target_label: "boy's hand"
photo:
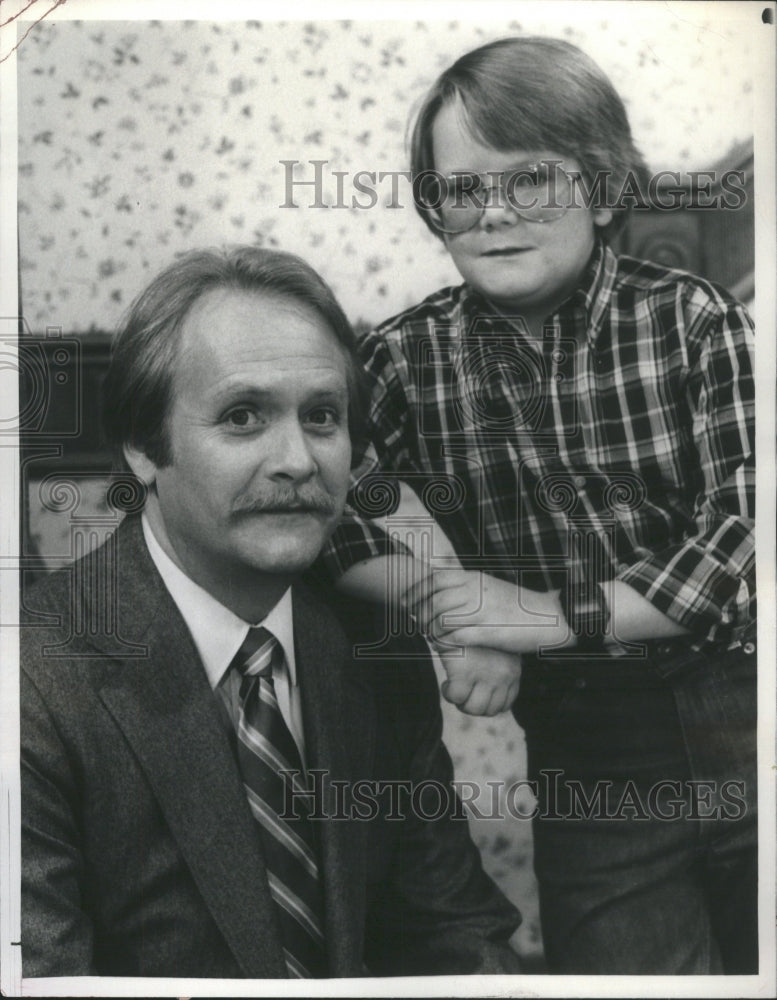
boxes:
[405,569,560,652]
[436,644,522,717]
[404,570,511,636]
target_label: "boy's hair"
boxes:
[409,36,649,241]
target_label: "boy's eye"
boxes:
[509,165,545,189]
[448,173,481,193]
[441,173,483,205]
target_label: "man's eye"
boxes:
[224,407,260,428]
[306,407,340,428]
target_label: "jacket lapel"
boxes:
[293,584,375,977]
[90,517,288,979]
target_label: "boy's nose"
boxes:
[478,183,521,228]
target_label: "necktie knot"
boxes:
[232,626,277,680]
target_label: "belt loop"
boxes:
[644,637,704,681]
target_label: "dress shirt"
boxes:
[141,514,306,762]
[322,238,755,650]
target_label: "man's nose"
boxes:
[264,419,317,481]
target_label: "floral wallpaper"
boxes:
[16,5,762,968]
[18,9,757,334]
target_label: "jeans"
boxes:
[513,635,758,974]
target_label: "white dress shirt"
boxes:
[141,514,307,763]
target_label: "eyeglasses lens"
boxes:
[419,164,572,233]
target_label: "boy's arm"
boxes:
[335,479,461,602]
[612,300,755,643]
[405,569,689,654]
[407,297,754,653]
[335,487,522,716]
[338,559,524,718]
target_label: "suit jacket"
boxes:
[21,515,521,979]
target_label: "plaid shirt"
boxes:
[323,239,755,650]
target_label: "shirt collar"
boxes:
[459,235,618,344]
[566,235,619,342]
[141,513,297,691]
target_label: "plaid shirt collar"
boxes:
[457,235,619,346]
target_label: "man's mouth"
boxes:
[253,505,324,515]
[233,489,339,517]
[235,499,338,517]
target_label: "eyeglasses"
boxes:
[415,161,578,235]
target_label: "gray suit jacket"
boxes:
[21,516,521,979]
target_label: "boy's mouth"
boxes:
[481,246,533,257]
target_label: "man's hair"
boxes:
[409,36,649,240]
[102,245,369,470]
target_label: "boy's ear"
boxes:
[593,207,613,229]
[123,443,158,487]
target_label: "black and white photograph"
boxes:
[1,0,774,996]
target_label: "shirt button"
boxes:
[657,643,673,656]
[574,677,587,690]
[743,641,756,655]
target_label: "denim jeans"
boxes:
[513,635,757,974]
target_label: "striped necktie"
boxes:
[232,626,327,978]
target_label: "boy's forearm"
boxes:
[336,559,692,651]
[497,580,690,653]
[602,581,691,644]
[429,575,691,654]
[335,554,427,606]
[502,580,690,651]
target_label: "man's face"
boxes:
[131,287,352,601]
[431,100,612,330]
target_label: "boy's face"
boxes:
[431,100,612,330]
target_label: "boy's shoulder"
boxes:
[609,250,749,317]
[358,248,751,360]
[363,283,470,346]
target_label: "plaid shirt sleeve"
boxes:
[321,331,416,578]
[615,295,755,641]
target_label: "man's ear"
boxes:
[123,443,158,487]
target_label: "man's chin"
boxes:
[239,533,330,577]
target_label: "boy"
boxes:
[323,37,755,974]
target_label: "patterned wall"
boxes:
[16,6,760,968]
[18,10,757,335]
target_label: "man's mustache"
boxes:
[232,487,339,516]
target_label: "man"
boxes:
[20,246,522,979]
[323,37,756,974]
